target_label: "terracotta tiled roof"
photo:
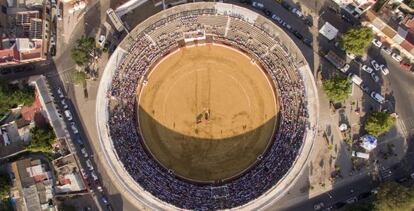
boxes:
[21,92,42,121]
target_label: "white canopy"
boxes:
[360,135,377,152]
[319,22,339,40]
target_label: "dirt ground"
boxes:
[137,44,279,182]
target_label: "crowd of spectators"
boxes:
[106,8,309,210]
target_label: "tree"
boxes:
[404,0,414,9]
[341,27,373,56]
[70,36,96,66]
[0,82,35,117]
[364,111,396,137]
[71,48,89,66]
[27,124,56,153]
[373,182,414,211]
[322,76,351,102]
[0,173,10,199]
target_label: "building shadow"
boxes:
[136,105,280,183]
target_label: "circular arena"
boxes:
[96,2,319,210]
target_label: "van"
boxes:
[370,91,385,104]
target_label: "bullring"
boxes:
[96,2,319,210]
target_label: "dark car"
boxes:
[263,9,271,17]
[281,2,291,10]
[292,30,303,40]
[304,18,313,27]
[239,0,251,4]
[303,38,313,47]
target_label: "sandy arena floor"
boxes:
[137,44,279,182]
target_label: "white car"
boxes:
[370,91,385,104]
[57,87,64,98]
[371,60,381,71]
[361,64,373,73]
[70,122,79,134]
[64,110,73,121]
[81,147,88,158]
[61,99,68,109]
[86,159,94,171]
[98,35,106,47]
[372,38,382,48]
[340,64,350,73]
[271,14,282,23]
[346,52,356,60]
[90,170,98,181]
[80,168,88,179]
[291,8,303,18]
[251,1,264,9]
[380,65,389,75]
[371,72,380,83]
[391,52,402,62]
[50,36,56,46]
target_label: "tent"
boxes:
[319,22,339,40]
[360,135,377,152]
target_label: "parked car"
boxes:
[304,18,313,27]
[61,99,68,109]
[263,9,271,17]
[400,61,412,71]
[97,185,103,192]
[361,64,373,73]
[341,14,356,25]
[282,22,292,30]
[271,14,282,23]
[76,137,84,145]
[291,8,303,18]
[372,38,382,48]
[314,202,324,210]
[64,110,73,121]
[50,36,56,46]
[81,147,88,158]
[101,196,109,204]
[346,196,358,204]
[90,170,98,181]
[380,65,389,75]
[251,1,264,9]
[57,8,62,20]
[57,87,64,98]
[70,122,79,134]
[292,30,303,40]
[391,52,403,62]
[281,1,291,10]
[86,159,94,171]
[360,83,369,93]
[303,38,313,47]
[98,35,106,47]
[371,72,380,83]
[371,60,380,71]
[370,91,385,104]
[80,168,88,179]
[381,46,392,54]
[341,63,350,73]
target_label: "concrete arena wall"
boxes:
[96,2,319,210]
